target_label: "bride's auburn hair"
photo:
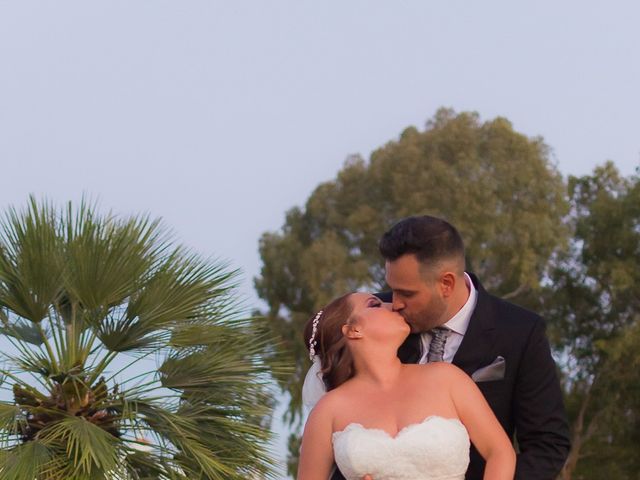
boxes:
[303,293,356,391]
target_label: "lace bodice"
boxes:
[332,416,470,480]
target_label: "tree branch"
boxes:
[502,283,529,300]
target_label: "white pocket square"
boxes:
[471,356,505,382]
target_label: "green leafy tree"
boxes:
[543,162,640,479]
[0,197,282,479]
[255,109,570,473]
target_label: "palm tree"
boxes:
[0,197,283,479]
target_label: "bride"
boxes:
[297,292,515,480]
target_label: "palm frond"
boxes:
[40,415,120,476]
[0,440,52,480]
[0,318,45,346]
[62,210,164,312]
[0,197,63,323]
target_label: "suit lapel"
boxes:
[452,273,498,376]
[398,333,422,364]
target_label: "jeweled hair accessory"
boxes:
[308,310,323,360]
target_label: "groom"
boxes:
[324,215,570,480]
[380,216,569,479]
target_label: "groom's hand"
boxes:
[362,476,373,480]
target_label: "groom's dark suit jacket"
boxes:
[331,273,570,480]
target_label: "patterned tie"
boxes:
[427,327,450,363]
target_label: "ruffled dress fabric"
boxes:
[332,416,470,480]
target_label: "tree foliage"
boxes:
[256,108,570,424]
[0,197,284,479]
[258,108,640,477]
[543,162,640,479]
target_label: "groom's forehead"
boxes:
[385,255,424,284]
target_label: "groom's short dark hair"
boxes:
[379,215,465,268]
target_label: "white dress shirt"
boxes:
[418,272,477,364]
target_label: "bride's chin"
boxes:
[396,327,410,345]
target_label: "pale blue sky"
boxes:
[1,1,639,477]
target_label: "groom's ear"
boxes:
[439,271,456,297]
[342,324,363,339]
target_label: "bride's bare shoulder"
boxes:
[411,362,468,383]
[305,385,354,431]
[309,384,351,416]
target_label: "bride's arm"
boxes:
[448,366,516,480]
[297,399,335,480]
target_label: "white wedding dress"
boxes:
[332,416,470,480]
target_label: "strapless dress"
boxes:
[332,416,470,480]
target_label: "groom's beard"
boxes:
[401,295,448,334]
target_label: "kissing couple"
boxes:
[297,216,571,480]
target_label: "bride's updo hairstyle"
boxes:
[303,293,356,391]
